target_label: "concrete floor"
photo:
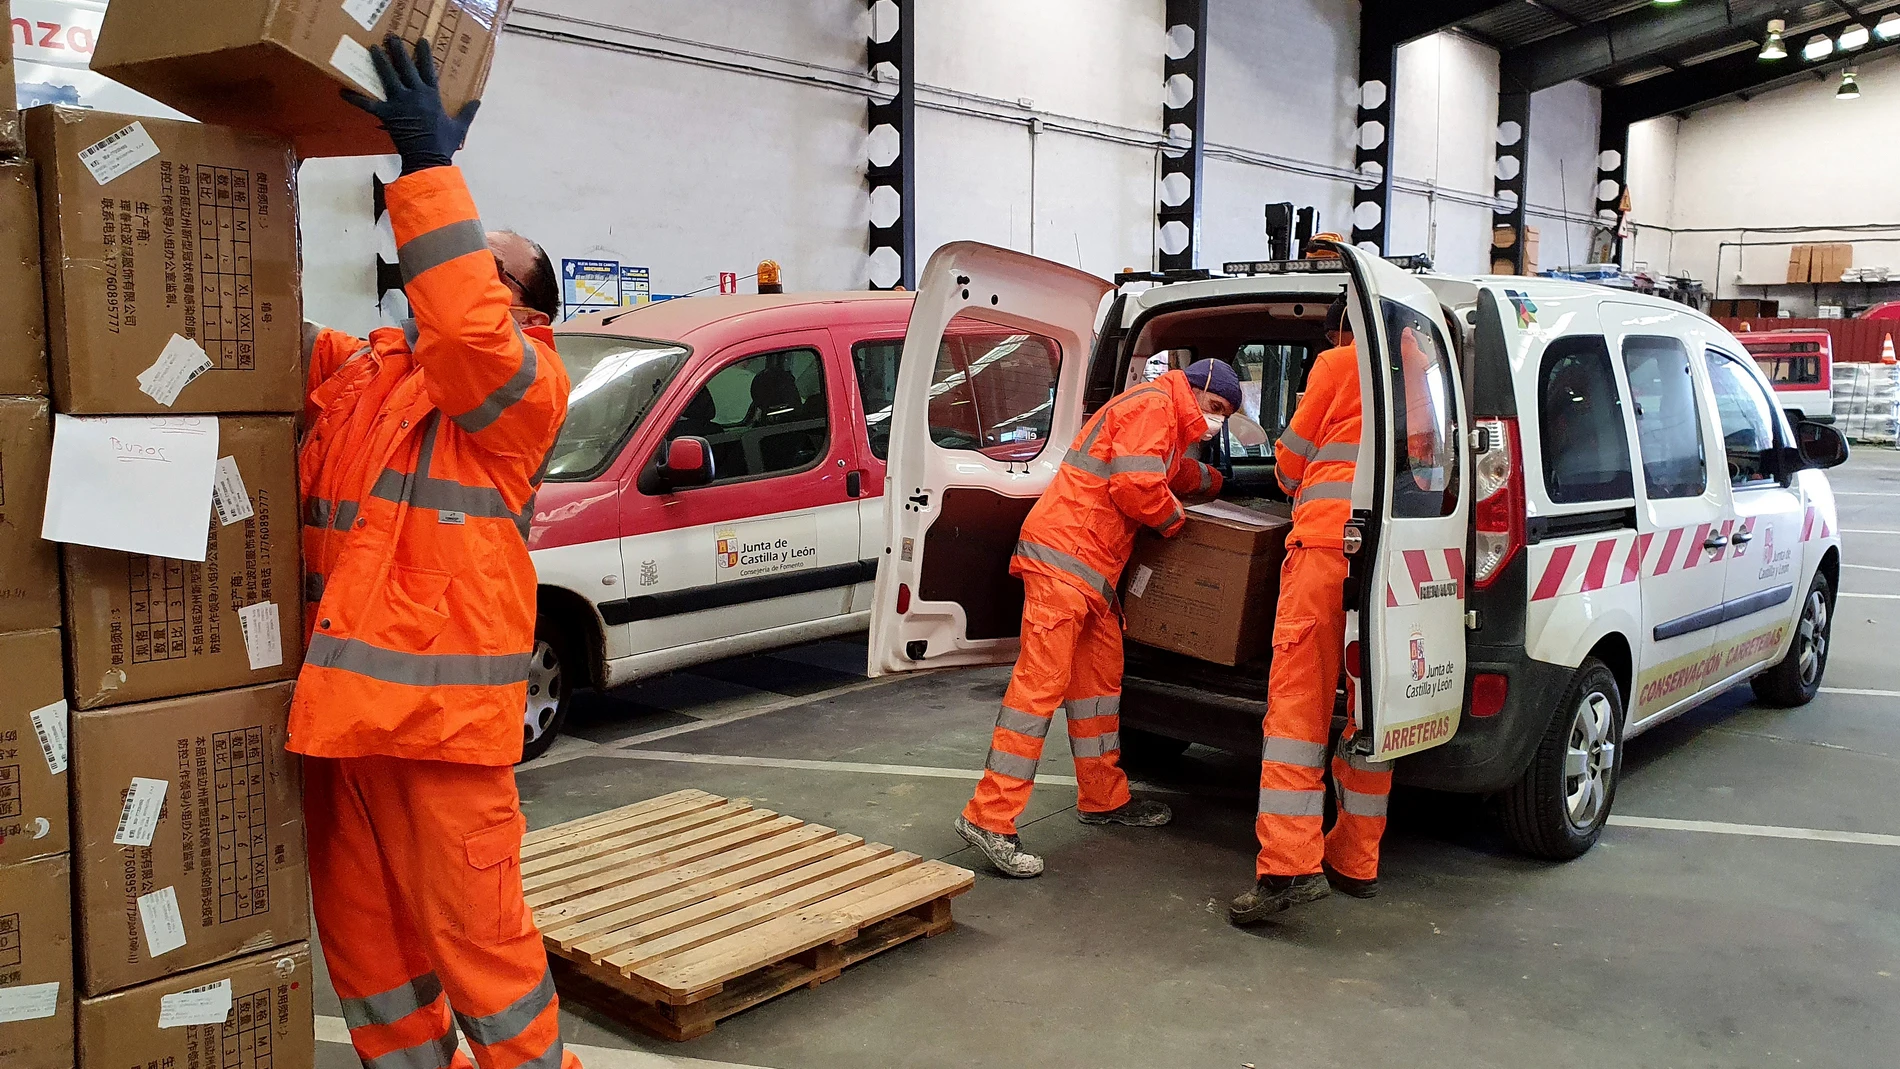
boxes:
[315,449,1900,1069]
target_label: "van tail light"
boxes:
[1470,673,1509,718]
[1472,418,1525,590]
[896,583,911,615]
[1344,641,1362,679]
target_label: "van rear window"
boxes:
[1538,337,1633,504]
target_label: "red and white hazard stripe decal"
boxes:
[1530,511,1809,603]
[1385,547,1467,607]
[1801,505,1831,542]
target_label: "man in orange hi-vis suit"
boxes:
[1230,297,1392,925]
[294,37,580,1069]
[955,360,1240,877]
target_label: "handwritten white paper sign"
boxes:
[42,415,220,561]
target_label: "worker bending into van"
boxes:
[955,361,1241,877]
[1230,298,1392,924]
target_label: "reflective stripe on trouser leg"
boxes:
[963,577,1088,836]
[1256,546,1352,878]
[1066,600,1131,815]
[1325,747,1393,882]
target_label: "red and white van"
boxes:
[1738,329,1833,424]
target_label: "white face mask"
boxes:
[1202,412,1226,441]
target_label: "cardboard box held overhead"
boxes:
[0,162,47,396]
[71,682,307,995]
[62,417,302,710]
[24,106,302,415]
[0,853,77,1069]
[78,942,313,1069]
[92,0,511,158]
[1121,500,1291,667]
[0,398,59,635]
[0,630,69,866]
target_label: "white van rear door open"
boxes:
[867,242,1113,676]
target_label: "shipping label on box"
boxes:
[72,683,307,995]
[0,630,69,866]
[61,417,302,710]
[23,106,301,415]
[79,942,313,1069]
[0,853,77,1069]
[0,398,60,634]
[0,162,48,395]
[92,0,512,158]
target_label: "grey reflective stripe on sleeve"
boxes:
[456,968,555,1048]
[1314,442,1361,463]
[985,749,1039,781]
[995,705,1052,739]
[305,497,334,528]
[305,573,326,604]
[1014,540,1117,606]
[1262,736,1327,768]
[1257,787,1327,817]
[341,972,444,1030]
[333,499,361,531]
[1070,731,1120,758]
[399,218,487,285]
[367,413,531,535]
[1339,787,1389,817]
[453,325,539,435]
[1196,463,1213,493]
[1295,482,1354,507]
[306,633,532,688]
[1278,428,1319,460]
[402,318,421,349]
[1151,505,1185,533]
[1066,695,1121,722]
[1063,448,1110,478]
[361,1027,460,1069]
[1107,454,1168,475]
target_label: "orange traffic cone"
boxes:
[1883,334,1897,365]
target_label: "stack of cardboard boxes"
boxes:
[0,68,314,1069]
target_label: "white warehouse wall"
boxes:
[1525,79,1604,272]
[1390,32,1500,274]
[1623,115,1680,274]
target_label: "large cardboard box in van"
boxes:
[0,162,47,395]
[61,417,301,710]
[23,107,301,415]
[0,2,19,158]
[0,630,69,866]
[0,853,76,1069]
[0,398,60,634]
[77,942,312,1069]
[1121,500,1291,667]
[71,682,307,996]
[92,0,510,158]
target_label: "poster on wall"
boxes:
[561,259,620,320]
[620,266,651,306]
[11,0,188,117]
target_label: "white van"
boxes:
[867,241,1850,860]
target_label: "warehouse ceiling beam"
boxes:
[1602,9,1900,123]
[1363,0,1517,47]
[1502,0,1784,92]
[1158,0,1208,272]
[866,0,915,291]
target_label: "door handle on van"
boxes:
[1703,532,1730,551]
[847,471,863,498]
[1729,528,1753,546]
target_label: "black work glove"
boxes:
[340,35,482,176]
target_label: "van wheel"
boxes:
[1119,728,1190,768]
[1499,658,1624,861]
[521,618,575,763]
[1752,570,1833,708]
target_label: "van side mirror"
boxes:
[1794,420,1850,471]
[655,436,715,490]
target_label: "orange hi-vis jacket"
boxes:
[1276,343,1362,550]
[291,166,570,767]
[1012,369,1223,605]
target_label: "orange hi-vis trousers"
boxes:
[1255,546,1393,880]
[307,756,581,1069]
[964,576,1133,836]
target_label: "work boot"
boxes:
[1076,799,1173,827]
[954,815,1044,878]
[1322,861,1379,899]
[1228,873,1330,925]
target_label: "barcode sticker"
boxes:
[1128,564,1154,599]
[342,0,396,31]
[114,776,169,847]
[212,457,255,526]
[77,121,161,185]
[330,35,388,100]
[137,886,187,958]
[0,982,61,1024]
[236,601,284,671]
[27,700,68,775]
[137,334,214,407]
[158,979,233,1028]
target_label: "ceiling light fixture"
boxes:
[1838,67,1861,100]
[1878,13,1900,41]
[1760,18,1787,60]
[1803,34,1835,61]
[1839,23,1871,51]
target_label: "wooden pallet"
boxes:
[525,789,975,1041]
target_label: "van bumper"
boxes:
[1393,650,1575,795]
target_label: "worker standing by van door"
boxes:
[294,38,582,1069]
[955,360,1241,877]
[1231,298,1393,925]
